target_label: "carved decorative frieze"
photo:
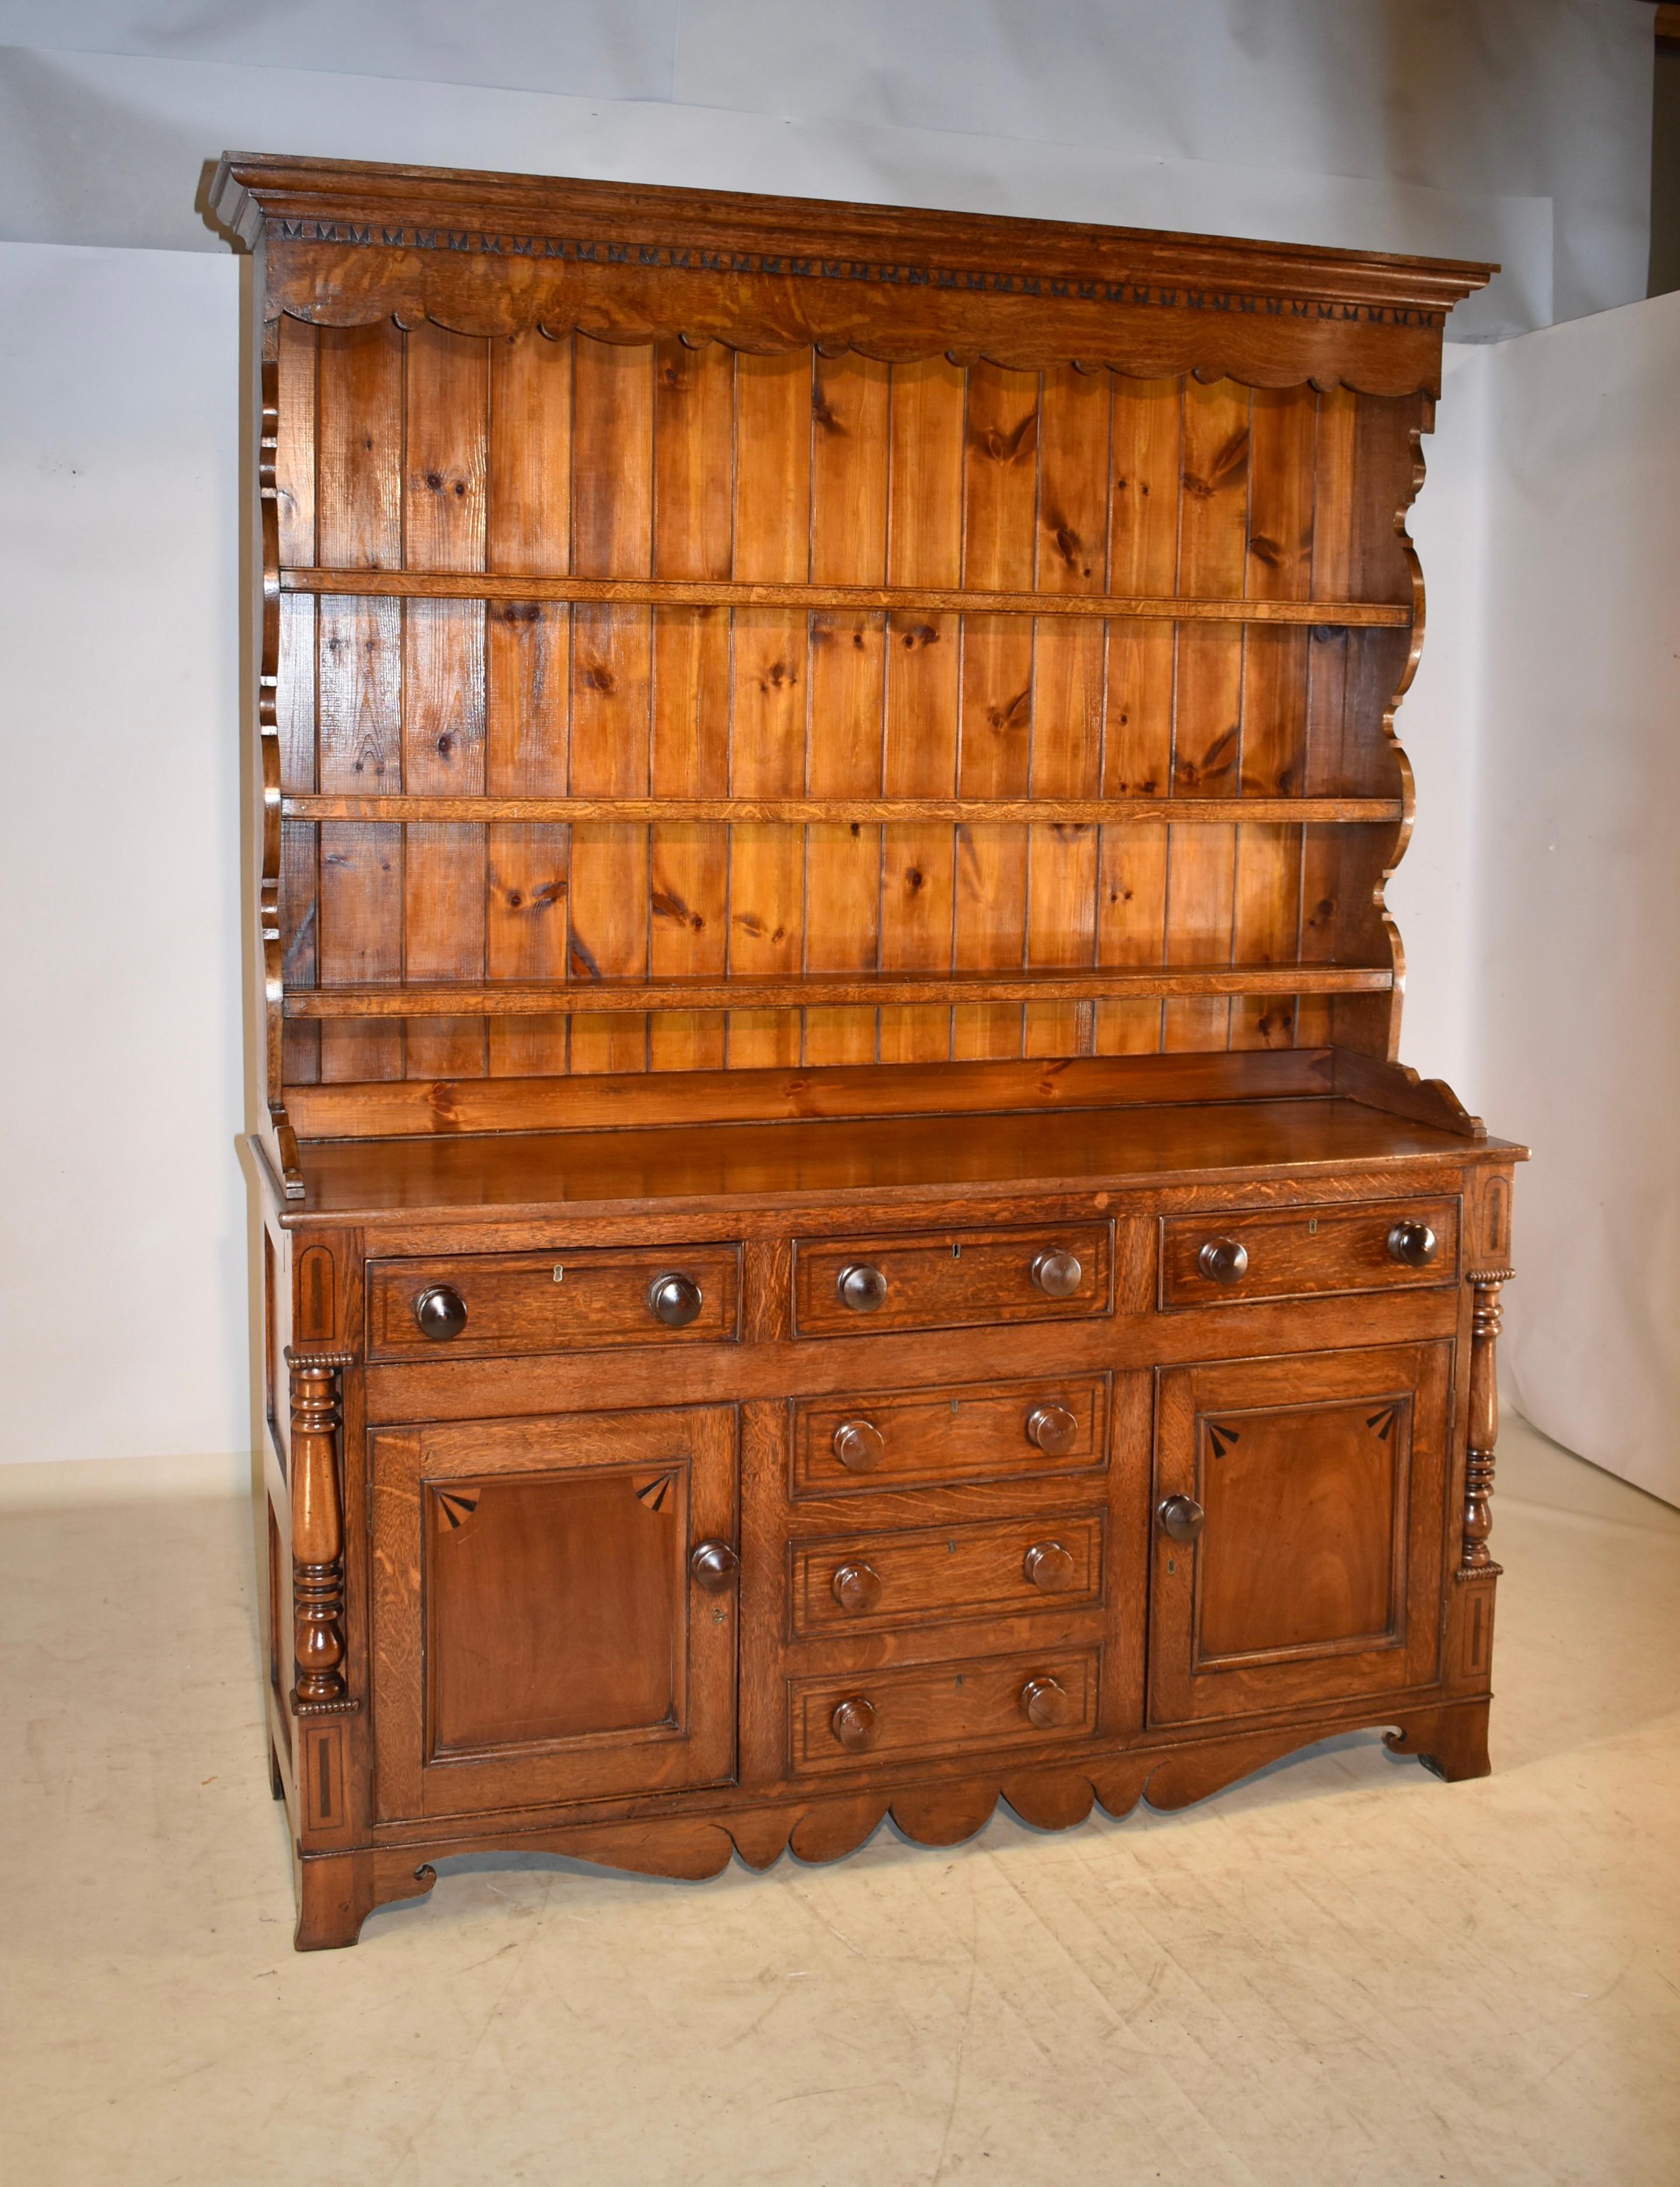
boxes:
[261,216,1446,330]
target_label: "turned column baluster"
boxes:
[286,1351,357,1714]
[1458,1268,1514,1581]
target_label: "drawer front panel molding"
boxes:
[789,1512,1105,1638]
[368,1246,743,1358]
[789,1649,1101,1775]
[789,1372,1112,1497]
[1159,1198,1460,1308]
[792,1223,1114,1337]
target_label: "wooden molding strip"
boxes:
[282,794,1405,828]
[286,1049,1338,1141]
[277,566,1411,629]
[284,966,1393,1019]
[213,155,1498,317]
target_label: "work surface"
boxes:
[288,1096,1521,1223]
[3,1420,1673,2185]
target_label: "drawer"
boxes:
[367,1244,742,1360]
[791,1373,1110,1498]
[789,1649,1098,1775]
[792,1221,1111,1338]
[1159,1197,1459,1309]
[789,1513,1103,1638]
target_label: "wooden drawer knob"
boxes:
[646,1271,704,1327]
[413,1284,468,1340]
[832,1419,885,1472]
[1157,1494,1206,1545]
[837,1263,889,1314]
[1197,1237,1249,1284]
[1026,1402,1077,1456]
[1387,1219,1439,1268]
[689,1541,740,1591]
[1020,1675,1076,1729]
[1023,1541,1076,1593]
[831,1562,884,1614]
[1031,1247,1083,1299]
[831,1697,877,1753]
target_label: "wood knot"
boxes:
[1048,520,1088,575]
[986,687,1032,735]
[971,412,1038,465]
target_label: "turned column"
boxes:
[1459,1268,1514,1581]
[286,1351,357,1715]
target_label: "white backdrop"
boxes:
[0,3,1667,1484]
[0,0,1658,337]
[1452,294,1680,1507]
[0,242,245,1465]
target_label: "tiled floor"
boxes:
[4,1416,1677,2185]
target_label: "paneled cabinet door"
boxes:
[1148,1344,1450,1727]
[370,1407,738,1822]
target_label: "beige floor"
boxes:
[4,1418,1677,2187]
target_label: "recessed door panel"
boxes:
[371,1406,737,1821]
[1148,1344,1449,1727]
[1196,1398,1403,1661]
[428,1469,686,1755]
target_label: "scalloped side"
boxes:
[1333,1049,1487,1137]
[1345,394,1432,1063]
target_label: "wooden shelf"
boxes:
[277,566,1412,630]
[280,794,1404,827]
[284,966,1393,1020]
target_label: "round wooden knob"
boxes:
[831,1562,883,1614]
[413,1284,468,1341]
[832,1419,885,1472]
[1387,1219,1439,1268]
[830,1697,877,1753]
[689,1540,740,1590]
[1197,1237,1250,1284]
[1157,1494,1206,1545]
[837,1263,889,1313]
[1031,1247,1083,1299]
[1023,1541,1076,1593]
[1020,1675,1076,1729]
[646,1272,703,1327]
[1026,1402,1077,1456]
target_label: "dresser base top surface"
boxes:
[275,1097,1522,1227]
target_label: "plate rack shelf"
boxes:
[233,157,1493,1195]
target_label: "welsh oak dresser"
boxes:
[210,155,1524,1950]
